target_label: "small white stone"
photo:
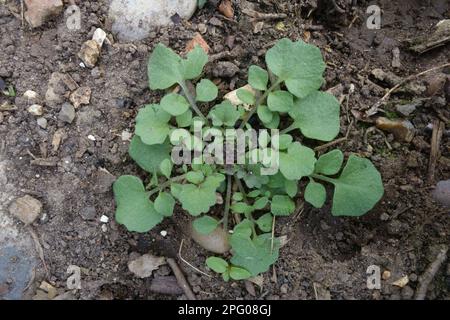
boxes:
[100,215,109,223]
[79,62,86,68]
[101,224,107,232]
[121,130,132,141]
[23,90,39,100]
[87,134,96,141]
[35,174,40,178]
[160,230,167,237]
[92,28,107,47]
[27,104,44,116]
[37,117,47,129]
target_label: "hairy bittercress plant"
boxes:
[113,38,384,280]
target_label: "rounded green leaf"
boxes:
[135,104,171,145]
[181,45,208,80]
[113,175,163,232]
[128,136,171,173]
[222,270,230,281]
[253,197,269,210]
[272,134,293,150]
[257,105,273,123]
[178,174,225,216]
[315,149,344,175]
[329,155,384,216]
[186,171,205,184]
[289,91,340,142]
[229,267,252,280]
[267,90,293,112]
[304,180,326,208]
[271,195,295,216]
[265,38,325,99]
[148,44,183,90]
[264,112,280,129]
[279,142,316,180]
[196,79,218,102]
[176,109,193,127]
[209,101,241,127]
[284,179,298,197]
[193,215,219,235]
[248,65,269,91]
[230,233,279,276]
[237,88,256,105]
[231,202,253,214]
[154,192,175,217]
[206,257,229,273]
[161,93,189,116]
[256,213,273,232]
[159,159,172,179]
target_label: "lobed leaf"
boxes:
[279,142,316,180]
[135,104,171,145]
[113,176,163,233]
[328,155,384,216]
[265,38,325,99]
[128,136,171,174]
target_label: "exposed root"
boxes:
[415,245,448,300]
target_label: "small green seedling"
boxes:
[113,38,384,280]
[1,85,16,97]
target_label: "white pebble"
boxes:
[100,215,109,223]
[87,134,96,141]
[27,104,44,116]
[121,130,132,141]
[101,224,107,232]
[160,230,167,237]
[92,28,107,47]
[79,62,86,68]
[23,90,38,100]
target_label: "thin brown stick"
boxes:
[242,9,287,20]
[374,63,450,111]
[427,120,444,184]
[167,257,197,300]
[415,245,448,300]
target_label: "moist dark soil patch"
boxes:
[0,0,448,300]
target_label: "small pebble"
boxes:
[37,117,47,129]
[100,215,109,223]
[27,104,44,116]
[87,134,96,141]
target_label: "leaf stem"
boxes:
[148,173,187,197]
[310,173,335,184]
[222,174,232,232]
[280,122,297,135]
[180,81,207,122]
[239,80,282,129]
[234,176,257,238]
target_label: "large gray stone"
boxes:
[108,0,197,42]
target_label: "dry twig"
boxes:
[167,257,197,300]
[369,63,450,115]
[415,245,448,300]
[427,120,444,184]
